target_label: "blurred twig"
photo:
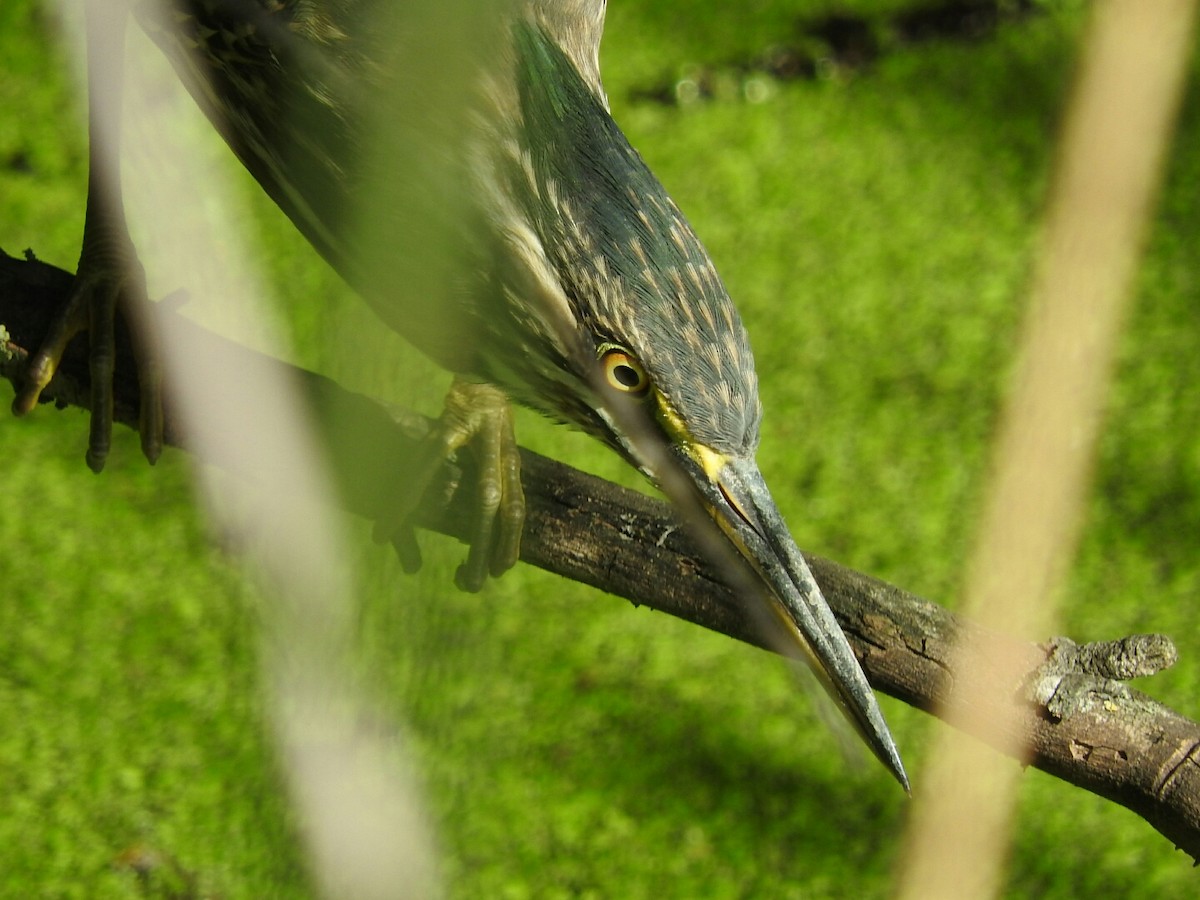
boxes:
[3,246,1200,859]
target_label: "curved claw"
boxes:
[11,278,92,419]
[132,292,164,466]
[84,269,119,473]
[454,388,524,590]
[374,378,525,591]
[11,255,164,473]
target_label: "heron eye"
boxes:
[601,349,651,397]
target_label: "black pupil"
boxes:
[613,363,641,389]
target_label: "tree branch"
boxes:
[3,246,1199,858]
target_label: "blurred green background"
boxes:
[2,0,1199,896]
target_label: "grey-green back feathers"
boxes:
[138,0,763,458]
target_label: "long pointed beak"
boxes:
[690,452,908,791]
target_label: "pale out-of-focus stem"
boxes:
[896,3,1197,898]
[59,1,452,895]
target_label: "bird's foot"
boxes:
[10,236,163,472]
[374,378,525,592]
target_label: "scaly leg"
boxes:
[11,0,163,471]
[375,378,525,592]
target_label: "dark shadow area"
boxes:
[629,0,1040,106]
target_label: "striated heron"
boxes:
[13,0,907,789]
